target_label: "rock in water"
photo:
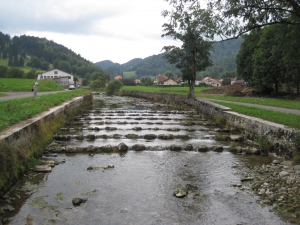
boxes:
[173,187,188,198]
[72,198,88,206]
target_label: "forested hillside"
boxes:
[0,31,105,79]
[96,38,242,79]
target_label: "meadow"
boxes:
[0,88,90,132]
[0,78,65,92]
[0,78,89,132]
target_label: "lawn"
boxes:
[197,93,300,110]
[0,89,90,132]
[212,101,300,129]
[122,85,210,95]
[123,71,137,79]
[0,78,64,92]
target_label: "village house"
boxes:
[154,74,168,85]
[231,77,245,85]
[37,69,74,87]
[163,78,178,85]
[195,78,202,85]
[114,75,123,80]
[134,78,141,84]
[212,79,223,87]
[201,77,216,86]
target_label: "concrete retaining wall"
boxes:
[0,94,93,196]
[122,91,299,158]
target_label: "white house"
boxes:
[37,69,74,86]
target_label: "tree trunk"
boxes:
[190,81,195,98]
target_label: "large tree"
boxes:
[162,5,214,98]
[164,0,300,39]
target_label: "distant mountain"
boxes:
[120,58,143,71]
[95,37,243,79]
[94,60,120,70]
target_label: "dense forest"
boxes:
[96,38,242,80]
[236,24,300,95]
[0,31,106,84]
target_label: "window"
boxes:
[54,71,58,74]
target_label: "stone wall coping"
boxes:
[0,96,83,140]
[196,98,231,111]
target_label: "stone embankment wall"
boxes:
[0,94,93,196]
[122,91,299,158]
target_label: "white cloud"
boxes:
[0,0,174,64]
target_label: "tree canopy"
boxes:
[162,5,213,98]
[164,0,300,39]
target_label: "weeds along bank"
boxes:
[0,94,93,196]
[122,90,300,159]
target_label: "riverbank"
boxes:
[122,90,300,159]
[0,94,93,196]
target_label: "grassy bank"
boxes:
[212,101,300,129]
[197,93,300,110]
[122,86,210,95]
[122,86,300,129]
[0,78,64,92]
[0,89,90,132]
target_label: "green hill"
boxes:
[0,31,105,79]
[96,38,242,79]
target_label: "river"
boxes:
[0,95,292,225]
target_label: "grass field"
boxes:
[0,78,64,92]
[212,101,300,129]
[123,71,137,79]
[122,85,210,95]
[0,58,45,73]
[0,89,90,131]
[197,93,300,110]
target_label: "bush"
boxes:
[106,80,123,96]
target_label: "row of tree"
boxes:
[237,24,300,94]
[0,66,37,79]
[161,0,300,97]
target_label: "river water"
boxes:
[1,95,292,225]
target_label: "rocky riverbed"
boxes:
[233,156,300,224]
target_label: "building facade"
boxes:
[37,69,74,86]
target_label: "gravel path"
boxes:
[0,91,68,101]
[199,98,300,115]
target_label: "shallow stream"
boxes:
[1,95,293,225]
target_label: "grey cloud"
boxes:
[0,1,117,36]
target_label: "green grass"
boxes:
[0,89,90,132]
[196,93,300,110]
[122,85,210,95]
[0,58,46,73]
[123,71,137,79]
[122,85,300,129]
[0,78,64,92]
[209,101,300,129]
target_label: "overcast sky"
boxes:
[0,0,177,64]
